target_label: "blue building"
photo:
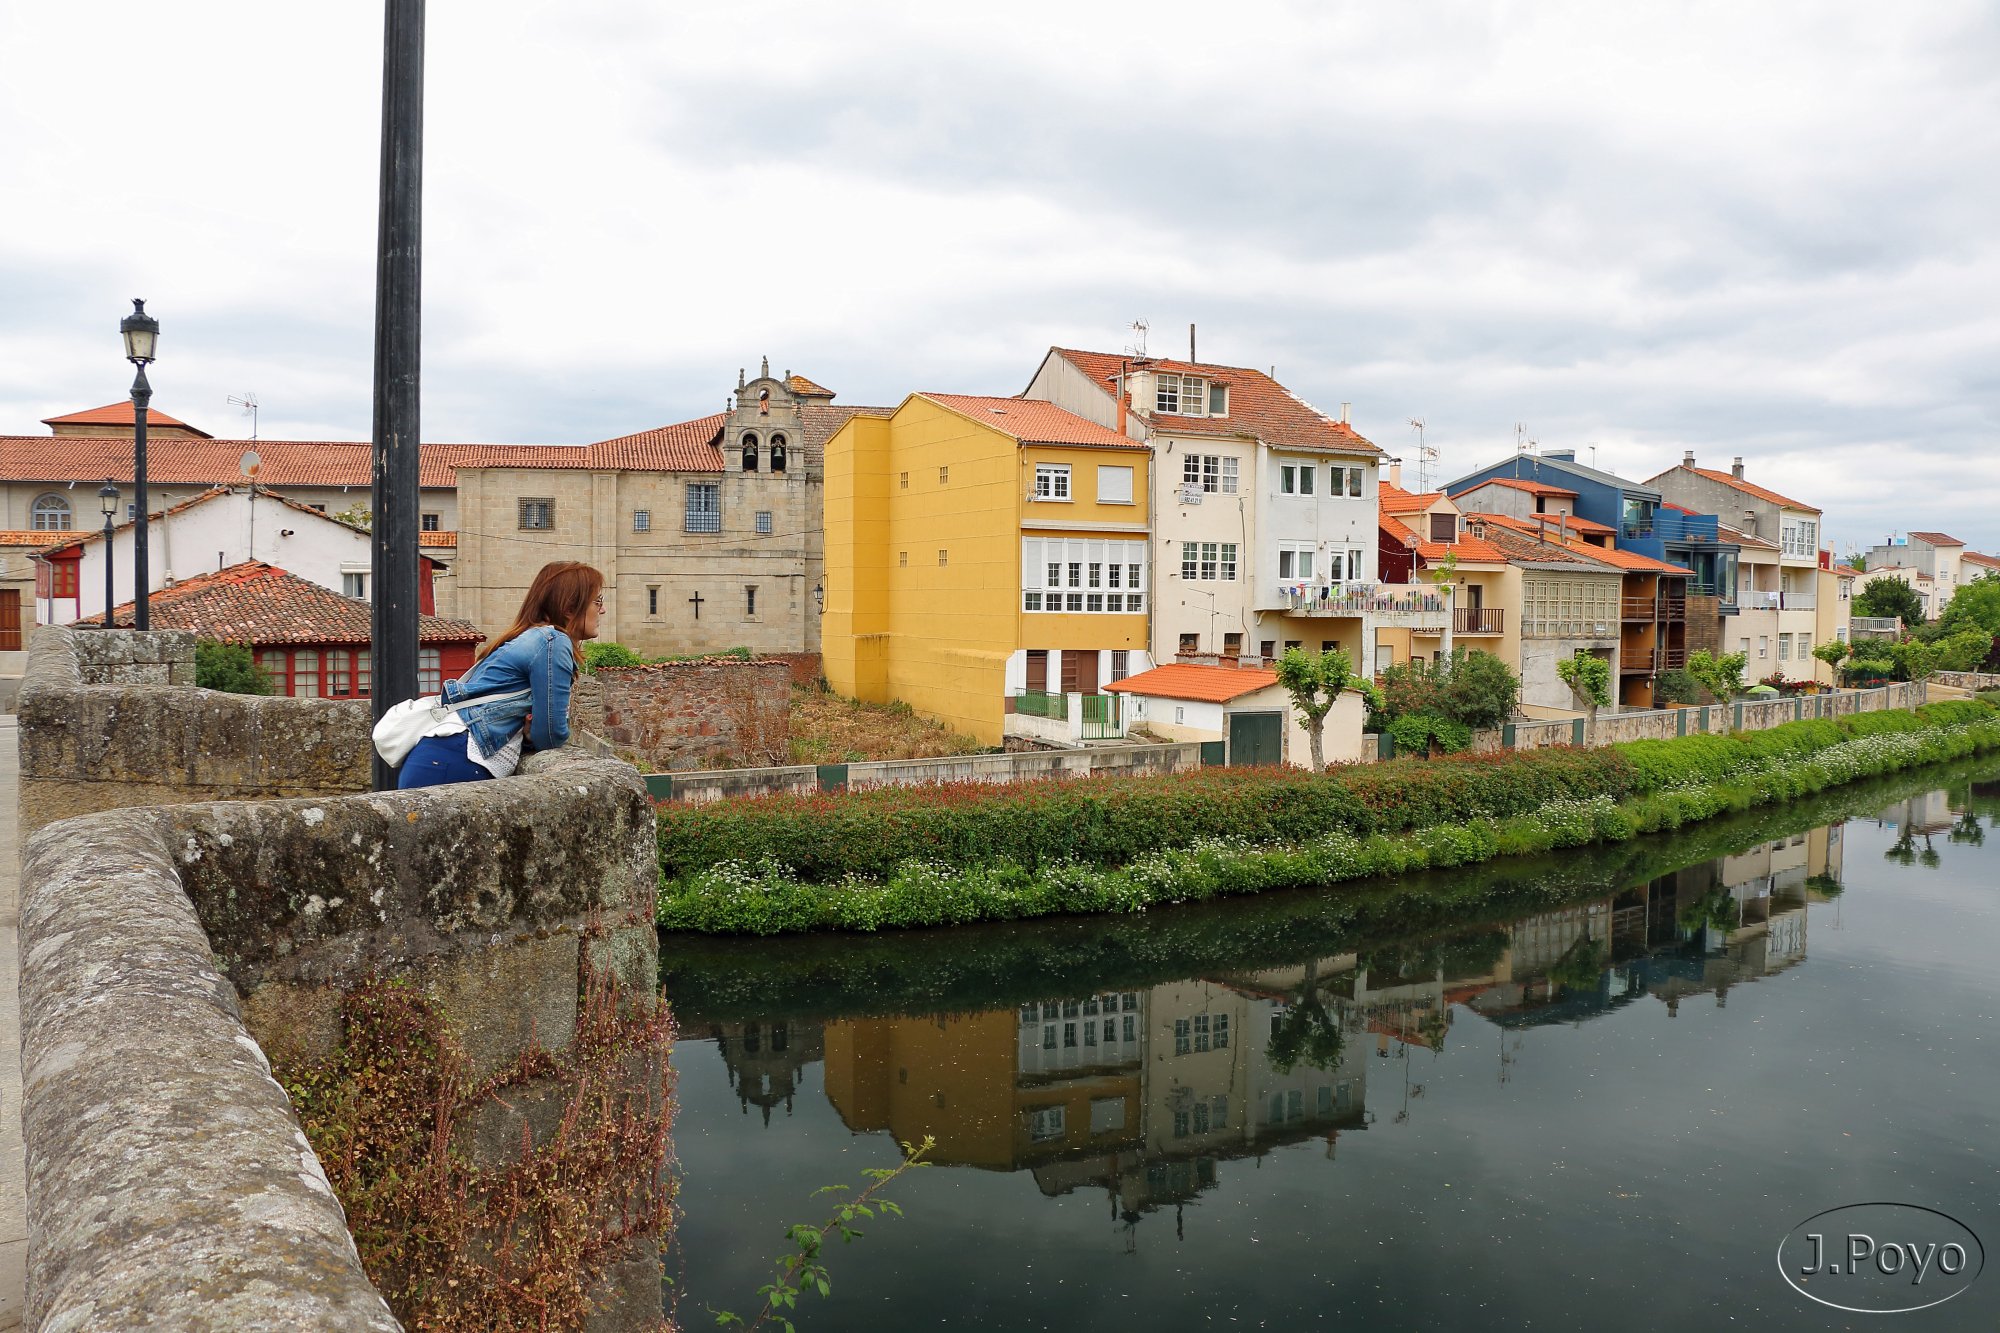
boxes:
[1444,450,1739,614]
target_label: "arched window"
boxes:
[740,433,759,472]
[31,493,72,531]
[769,434,788,473]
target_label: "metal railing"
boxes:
[1741,589,1816,611]
[1454,607,1505,634]
[1277,584,1447,618]
[1851,616,1902,638]
[1080,693,1123,740]
[1014,689,1067,720]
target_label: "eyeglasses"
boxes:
[592,595,605,611]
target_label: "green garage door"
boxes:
[1227,711,1284,766]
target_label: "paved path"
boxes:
[1,715,25,1327]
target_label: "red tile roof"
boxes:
[1380,513,1421,548]
[1046,349,1383,456]
[571,414,727,471]
[0,530,65,547]
[1379,483,1444,515]
[1107,663,1279,702]
[1961,551,2000,571]
[0,434,583,488]
[1904,531,1965,547]
[1671,465,1820,515]
[785,374,835,398]
[43,402,211,436]
[920,394,1147,450]
[84,560,484,645]
[420,531,457,549]
[1417,534,1510,564]
[1831,565,1861,578]
[1460,476,1580,499]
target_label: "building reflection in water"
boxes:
[689,808,1916,1234]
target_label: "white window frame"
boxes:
[1021,537,1148,613]
[1280,463,1316,496]
[1035,463,1072,500]
[1278,545,1315,581]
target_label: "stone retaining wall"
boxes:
[14,627,665,1330]
[590,659,792,772]
[660,740,1203,802]
[1470,682,1928,752]
[16,626,371,835]
[1934,671,2000,692]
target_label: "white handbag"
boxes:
[372,687,531,766]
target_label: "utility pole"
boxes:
[371,0,425,790]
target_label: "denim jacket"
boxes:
[440,625,576,757]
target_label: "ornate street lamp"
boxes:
[99,479,118,625]
[119,298,159,630]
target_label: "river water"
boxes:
[662,760,2000,1331]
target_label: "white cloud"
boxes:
[1,0,1995,547]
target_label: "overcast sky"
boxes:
[4,2,1996,554]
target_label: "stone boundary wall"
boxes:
[1469,682,1928,753]
[15,626,664,1329]
[590,659,792,772]
[659,741,1203,803]
[1934,671,2000,692]
[16,625,372,835]
[18,747,660,1330]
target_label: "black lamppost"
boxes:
[98,480,118,625]
[119,298,159,631]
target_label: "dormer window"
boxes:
[769,434,787,473]
[741,433,759,471]
[1155,374,1226,417]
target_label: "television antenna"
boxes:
[1125,320,1150,358]
[228,392,260,439]
[1409,418,1440,491]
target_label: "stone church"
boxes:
[449,361,887,662]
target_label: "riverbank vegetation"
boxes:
[656,699,2000,936]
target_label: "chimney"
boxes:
[1388,461,1403,487]
[1340,402,1351,424]
[1682,450,1695,467]
[1116,361,1129,436]
[1731,457,1744,480]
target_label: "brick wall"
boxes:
[591,658,792,771]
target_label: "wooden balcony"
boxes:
[1620,596,1656,621]
[1454,607,1505,635]
[1620,647,1690,673]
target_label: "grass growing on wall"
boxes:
[656,700,2000,937]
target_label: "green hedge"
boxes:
[660,704,2000,932]
[657,744,1638,884]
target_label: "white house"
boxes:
[33,485,441,626]
[1107,661,1366,768]
[1023,348,1446,675]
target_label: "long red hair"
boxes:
[476,561,603,663]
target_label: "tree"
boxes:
[1685,649,1748,703]
[195,639,275,695]
[1810,639,1851,673]
[1555,652,1611,723]
[1274,646,1355,771]
[1441,647,1519,729]
[1931,628,1995,673]
[1854,575,1925,626]
[330,502,373,530]
[1266,958,1347,1074]
[1938,574,2000,639]
[1882,637,1939,683]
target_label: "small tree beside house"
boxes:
[1556,652,1612,725]
[1274,646,1356,772]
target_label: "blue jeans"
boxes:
[396,734,495,789]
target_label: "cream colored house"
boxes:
[1107,660,1366,767]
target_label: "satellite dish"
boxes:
[240,450,262,480]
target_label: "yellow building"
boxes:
[823,393,1153,744]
